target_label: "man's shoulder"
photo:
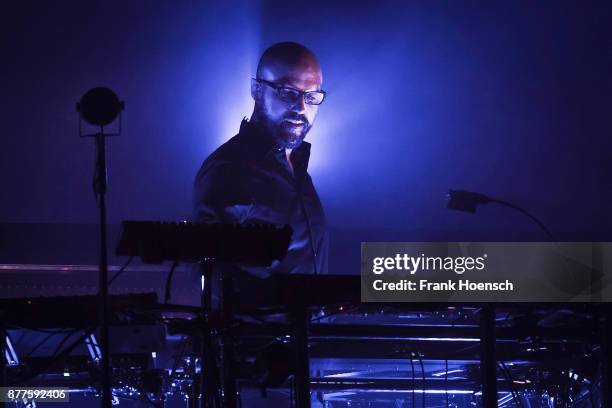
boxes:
[205,134,248,164]
[195,134,247,179]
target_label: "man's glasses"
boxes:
[255,78,326,105]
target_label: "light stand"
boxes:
[77,88,124,408]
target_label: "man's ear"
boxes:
[251,78,261,101]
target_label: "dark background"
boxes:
[1,1,611,273]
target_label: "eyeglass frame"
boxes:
[253,78,326,105]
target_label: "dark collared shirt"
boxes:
[193,119,328,278]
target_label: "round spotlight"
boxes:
[77,87,124,126]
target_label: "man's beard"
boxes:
[258,111,311,149]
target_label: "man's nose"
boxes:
[290,94,307,113]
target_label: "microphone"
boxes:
[446,189,555,241]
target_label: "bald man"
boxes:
[193,42,328,277]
